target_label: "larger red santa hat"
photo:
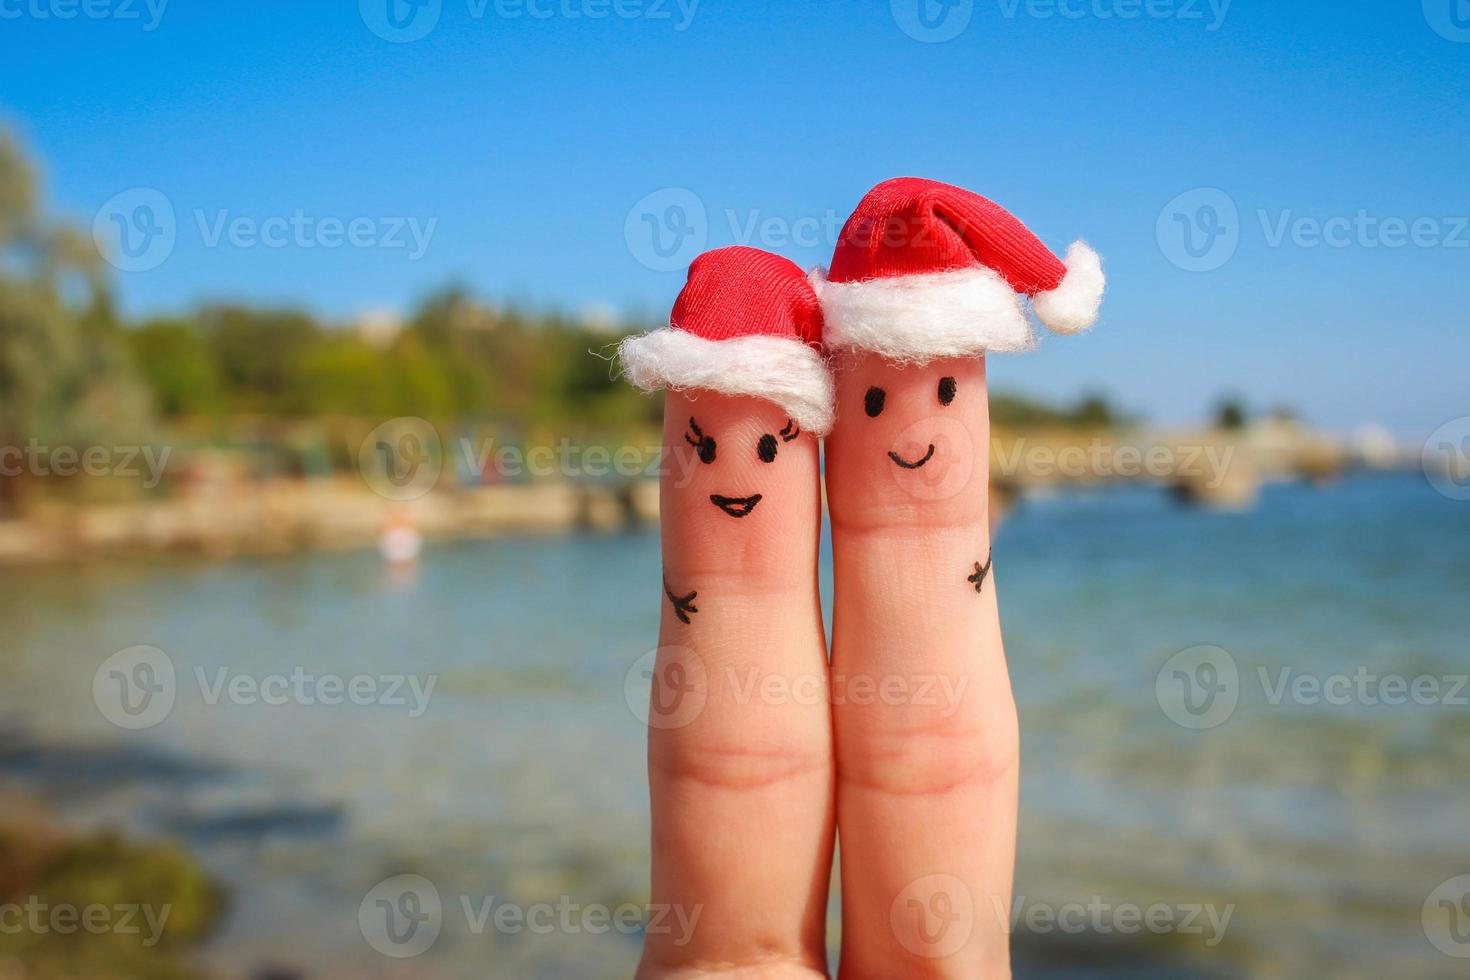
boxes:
[812,177,1105,359]
[619,245,835,434]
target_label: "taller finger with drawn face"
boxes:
[815,177,1105,978]
[618,246,837,976]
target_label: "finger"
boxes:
[825,352,1018,977]
[639,389,834,979]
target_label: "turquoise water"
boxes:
[0,474,1466,978]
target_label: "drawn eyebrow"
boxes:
[684,416,703,448]
[779,419,799,442]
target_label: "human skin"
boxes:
[639,355,1019,978]
[825,351,1019,978]
[638,388,835,979]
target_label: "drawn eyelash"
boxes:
[779,419,799,442]
[685,417,716,464]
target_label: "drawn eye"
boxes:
[685,417,716,464]
[864,387,886,418]
[938,376,957,406]
[757,434,777,463]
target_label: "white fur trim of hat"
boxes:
[618,330,835,435]
[811,240,1104,363]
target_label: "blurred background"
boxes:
[1,1,1468,977]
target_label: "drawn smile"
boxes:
[888,444,936,469]
[710,493,763,518]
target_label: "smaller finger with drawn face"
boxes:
[617,246,837,974]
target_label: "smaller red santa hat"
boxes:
[812,177,1105,360]
[619,246,835,434]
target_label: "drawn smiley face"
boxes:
[864,374,960,471]
[684,415,801,518]
[826,353,986,522]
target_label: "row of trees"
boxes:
[125,294,658,434]
[0,128,1136,511]
[124,299,1122,434]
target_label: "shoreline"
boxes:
[0,424,1389,567]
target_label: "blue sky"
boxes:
[1,0,1466,436]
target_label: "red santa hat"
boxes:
[619,246,835,434]
[812,177,1105,360]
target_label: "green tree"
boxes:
[0,131,152,512]
[126,318,222,417]
[198,305,321,413]
[292,340,397,418]
[1215,397,1247,430]
[1070,393,1117,428]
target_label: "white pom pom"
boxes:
[1031,241,1105,335]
